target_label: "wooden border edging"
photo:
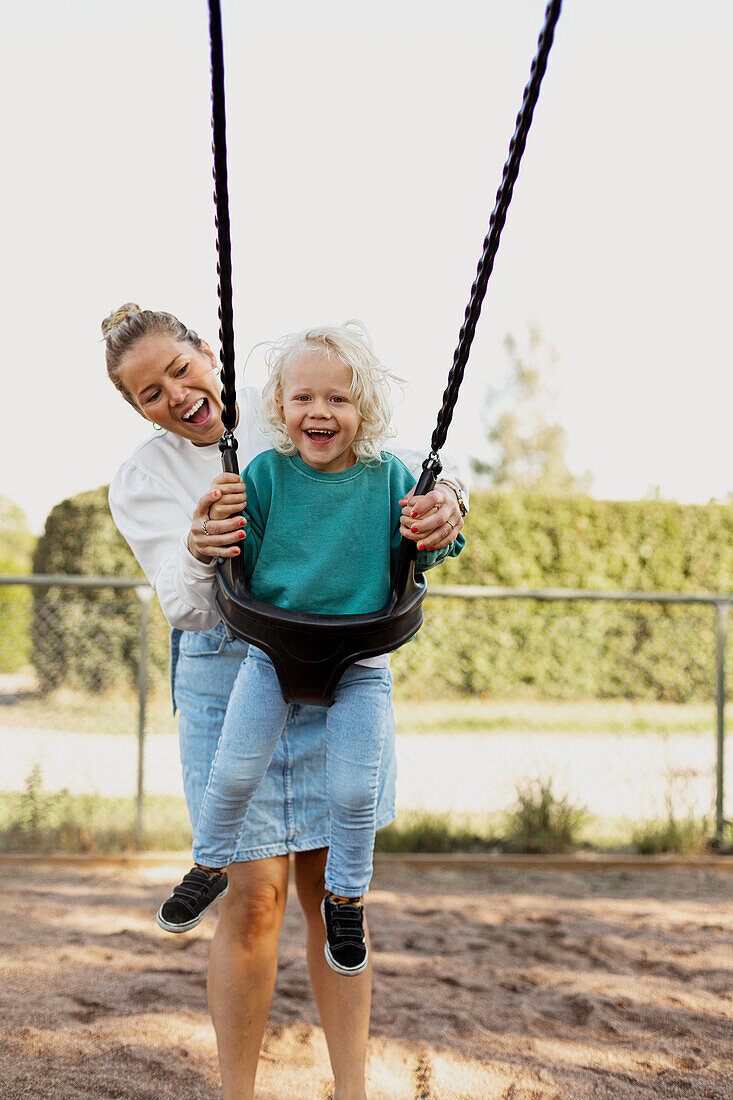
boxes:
[374,853,733,871]
[0,852,731,871]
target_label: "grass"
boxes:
[0,678,722,739]
[394,698,721,736]
[0,677,725,856]
[631,817,711,856]
[0,684,178,737]
[501,778,588,854]
[629,784,717,855]
[375,811,505,854]
[4,769,718,857]
[0,766,191,854]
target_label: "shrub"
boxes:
[24,485,733,701]
[0,497,35,673]
[393,492,733,701]
[631,817,710,855]
[375,810,501,853]
[502,778,587,853]
[31,486,169,693]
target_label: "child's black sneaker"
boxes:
[156,866,229,933]
[321,893,368,975]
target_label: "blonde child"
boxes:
[157,321,464,974]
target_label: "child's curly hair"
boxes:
[258,320,404,463]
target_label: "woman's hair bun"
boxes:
[101,302,142,338]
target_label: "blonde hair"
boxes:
[101,302,206,408]
[259,321,404,463]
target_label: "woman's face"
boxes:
[119,334,225,446]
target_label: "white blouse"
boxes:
[109,386,468,632]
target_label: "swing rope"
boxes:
[208,0,563,469]
[208,0,238,448]
[429,0,563,459]
[205,0,563,705]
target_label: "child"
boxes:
[157,321,464,974]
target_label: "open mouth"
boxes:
[304,429,335,441]
[182,397,210,426]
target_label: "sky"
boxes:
[1,0,731,533]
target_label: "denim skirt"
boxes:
[171,623,397,862]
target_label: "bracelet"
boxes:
[438,479,468,517]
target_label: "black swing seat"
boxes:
[215,455,440,706]
[215,540,427,707]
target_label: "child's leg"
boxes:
[193,648,290,868]
[324,665,392,898]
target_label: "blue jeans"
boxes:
[193,646,392,896]
[172,625,397,861]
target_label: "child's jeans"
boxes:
[193,646,392,897]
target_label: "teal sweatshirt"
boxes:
[238,450,465,615]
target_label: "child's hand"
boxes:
[399,483,463,551]
[187,473,247,562]
[208,472,246,520]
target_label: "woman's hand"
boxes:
[187,473,248,562]
[399,483,463,551]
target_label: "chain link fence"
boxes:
[0,575,730,844]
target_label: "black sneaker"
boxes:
[321,894,368,975]
[156,866,229,933]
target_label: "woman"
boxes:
[105,303,468,1100]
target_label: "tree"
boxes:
[470,325,592,494]
[30,487,168,694]
[0,497,35,673]
[0,496,34,569]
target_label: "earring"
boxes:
[152,423,162,431]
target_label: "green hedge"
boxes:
[27,486,733,701]
[392,493,733,700]
[31,488,170,693]
[446,493,733,591]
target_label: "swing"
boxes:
[208,0,563,705]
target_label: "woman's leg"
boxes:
[294,848,371,1100]
[208,856,290,1100]
[194,650,290,867]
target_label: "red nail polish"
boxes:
[418,544,425,550]
[233,548,240,555]
[239,519,245,527]
[411,511,418,518]
[238,531,245,538]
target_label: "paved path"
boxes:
[0,727,726,820]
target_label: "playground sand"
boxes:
[0,859,731,1099]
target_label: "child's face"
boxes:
[277,349,361,472]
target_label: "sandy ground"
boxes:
[1,860,732,1099]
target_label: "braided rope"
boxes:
[430,0,563,456]
[208,0,238,444]
[207,0,562,458]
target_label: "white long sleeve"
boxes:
[109,386,469,630]
[109,388,269,630]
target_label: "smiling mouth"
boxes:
[304,429,335,440]
[182,398,210,425]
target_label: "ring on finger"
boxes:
[201,517,209,535]
[446,520,456,530]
